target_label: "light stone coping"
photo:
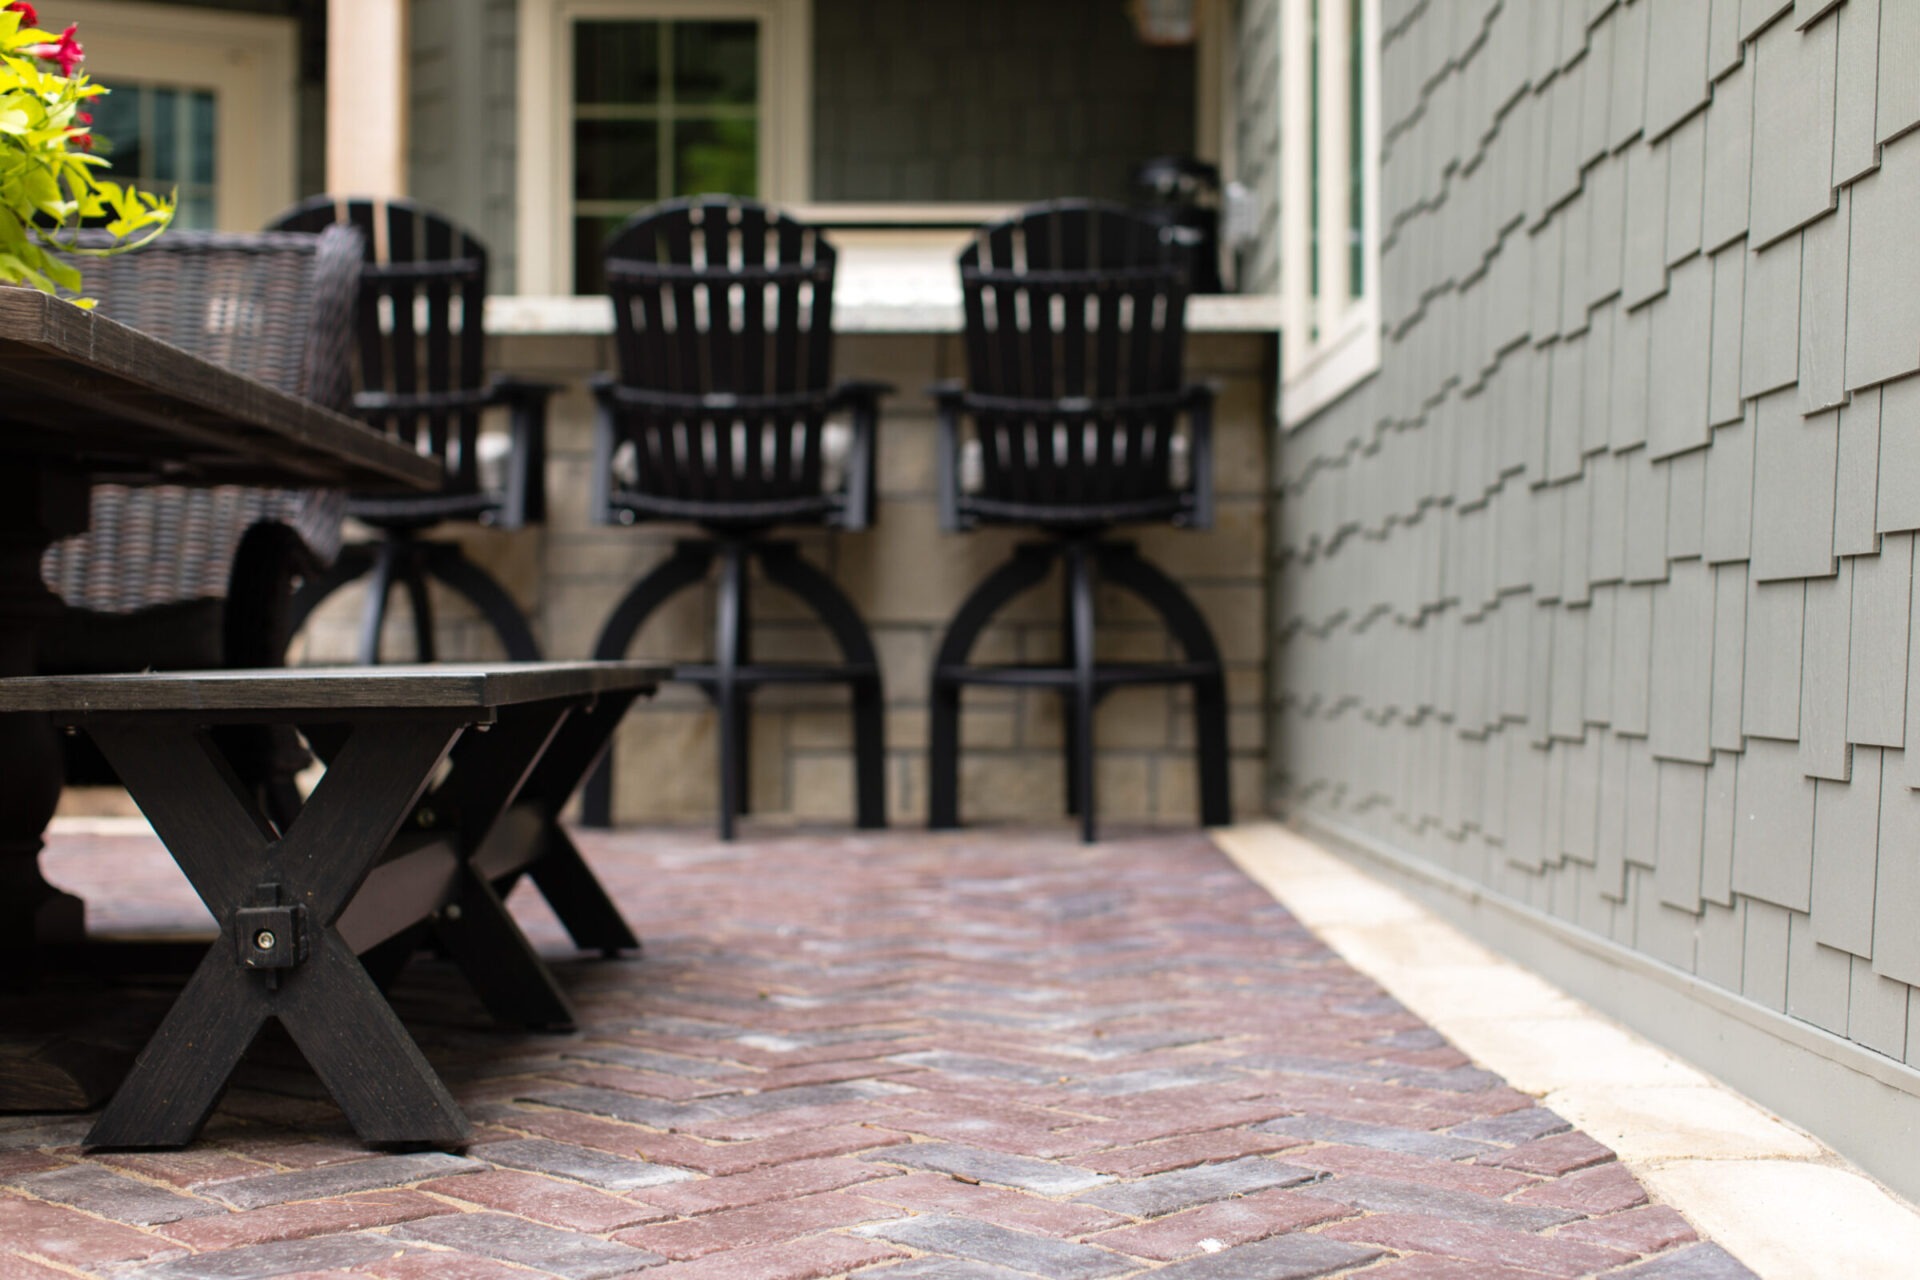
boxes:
[484,291,1284,337]
[1213,822,1920,1280]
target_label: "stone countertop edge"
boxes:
[485,293,1285,337]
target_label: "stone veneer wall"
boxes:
[300,330,1274,828]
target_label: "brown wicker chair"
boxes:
[38,227,363,811]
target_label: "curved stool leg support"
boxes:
[928,542,1059,829]
[1061,563,1081,818]
[579,540,717,828]
[400,543,438,663]
[1066,543,1098,844]
[1096,542,1232,826]
[759,542,887,829]
[422,542,541,661]
[713,544,746,841]
[730,558,752,819]
[357,539,400,664]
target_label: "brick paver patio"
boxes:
[2,827,1756,1278]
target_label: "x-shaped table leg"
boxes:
[484,691,643,955]
[331,692,643,1032]
[84,714,471,1149]
[423,702,578,1032]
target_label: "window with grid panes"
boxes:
[571,18,760,292]
[1280,0,1380,425]
[87,82,217,230]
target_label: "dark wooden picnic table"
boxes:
[0,289,666,1147]
[0,662,663,1148]
[0,286,439,1109]
[0,285,440,946]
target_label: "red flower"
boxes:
[6,3,38,28]
[27,24,82,75]
[72,107,91,149]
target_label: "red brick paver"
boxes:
[0,827,1755,1278]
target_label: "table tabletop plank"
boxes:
[0,289,440,491]
[0,662,669,714]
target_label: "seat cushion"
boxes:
[958,429,1191,494]
[609,420,858,503]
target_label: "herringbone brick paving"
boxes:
[2,828,1757,1278]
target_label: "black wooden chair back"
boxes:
[954,200,1198,526]
[601,197,843,522]
[270,196,492,498]
[265,196,550,663]
[929,205,1228,841]
[581,198,889,835]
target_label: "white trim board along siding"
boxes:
[514,0,813,295]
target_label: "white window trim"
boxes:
[516,0,812,296]
[57,0,297,232]
[1195,0,1234,180]
[1278,0,1381,428]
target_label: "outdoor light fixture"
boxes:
[1130,0,1196,45]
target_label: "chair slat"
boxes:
[457,223,489,493]
[384,207,421,457]
[334,202,384,408]
[702,203,736,401]
[422,213,459,485]
[771,218,804,399]
[632,241,670,398]
[662,210,702,398]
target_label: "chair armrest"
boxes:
[489,377,556,531]
[829,381,891,531]
[1180,382,1218,532]
[835,378,897,401]
[589,375,623,527]
[490,375,563,402]
[929,380,967,533]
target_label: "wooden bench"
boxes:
[0,660,664,1150]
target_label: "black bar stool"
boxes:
[928,200,1231,843]
[269,196,552,663]
[578,197,890,839]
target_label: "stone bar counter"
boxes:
[300,254,1280,829]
